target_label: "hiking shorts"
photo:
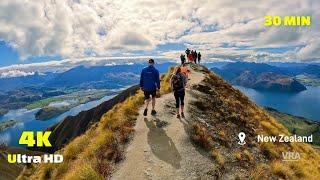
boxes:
[144,90,156,100]
[174,90,185,108]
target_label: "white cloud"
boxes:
[0,56,169,75]
[297,38,320,60]
[0,0,319,63]
[0,70,36,78]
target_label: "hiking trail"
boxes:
[112,65,216,180]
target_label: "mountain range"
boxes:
[211,62,320,92]
[0,62,174,116]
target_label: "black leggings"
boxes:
[174,90,185,108]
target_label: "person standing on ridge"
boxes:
[170,67,187,118]
[185,48,190,57]
[140,59,160,116]
[189,50,194,62]
[194,50,198,64]
[180,54,186,64]
[188,53,193,63]
[198,52,201,64]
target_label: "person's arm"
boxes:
[155,69,160,90]
[140,70,144,90]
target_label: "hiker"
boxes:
[194,50,198,64]
[170,67,187,118]
[180,54,186,64]
[140,59,160,116]
[188,52,193,63]
[185,48,190,57]
[198,52,201,64]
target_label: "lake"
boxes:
[0,95,116,147]
[234,86,320,121]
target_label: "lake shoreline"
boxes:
[234,85,320,122]
[0,94,117,147]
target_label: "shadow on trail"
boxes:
[144,118,182,169]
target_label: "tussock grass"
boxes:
[18,67,174,180]
[234,151,242,161]
[250,163,271,180]
[271,161,293,179]
[243,150,254,163]
[211,149,225,167]
[160,66,175,95]
[188,65,320,179]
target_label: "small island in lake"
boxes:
[0,120,18,132]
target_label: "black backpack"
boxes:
[172,74,184,91]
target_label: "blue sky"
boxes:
[0,41,19,66]
[0,0,319,69]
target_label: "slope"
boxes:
[189,65,320,179]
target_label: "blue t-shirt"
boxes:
[140,65,160,91]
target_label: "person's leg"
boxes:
[143,91,151,116]
[144,91,151,108]
[145,98,150,109]
[174,92,180,116]
[180,91,185,117]
[152,97,156,110]
[151,90,157,115]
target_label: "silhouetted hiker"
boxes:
[185,48,190,57]
[194,50,198,64]
[198,52,201,64]
[140,59,160,116]
[188,52,193,63]
[180,54,186,64]
[170,67,187,118]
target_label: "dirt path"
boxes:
[112,65,215,180]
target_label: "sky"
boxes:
[0,0,319,73]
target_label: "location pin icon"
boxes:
[238,132,246,145]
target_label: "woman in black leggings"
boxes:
[170,67,187,118]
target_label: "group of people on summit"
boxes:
[180,48,201,64]
[140,48,200,119]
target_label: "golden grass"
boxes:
[190,67,320,179]
[211,149,225,167]
[250,163,271,180]
[234,151,242,161]
[160,66,175,95]
[243,150,254,163]
[271,161,293,179]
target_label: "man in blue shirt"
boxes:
[140,59,160,116]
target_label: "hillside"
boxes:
[265,107,320,146]
[0,145,43,180]
[189,65,320,179]
[18,64,320,179]
[29,85,140,153]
